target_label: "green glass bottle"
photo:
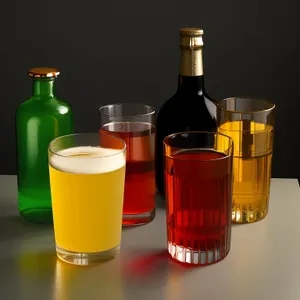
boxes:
[16,67,74,224]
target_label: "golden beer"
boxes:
[218,120,273,223]
[217,97,275,224]
[49,146,126,258]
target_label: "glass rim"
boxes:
[217,97,276,114]
[98,103,156,118]
[163,131,233,162]
[48,132,126,158]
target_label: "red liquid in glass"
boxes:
[100,122,155,225]
[165,149,232,264]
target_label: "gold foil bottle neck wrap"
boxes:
[179,28,204,76]
[28,67,60,78]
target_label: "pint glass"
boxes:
[164,131,233,265]
[48,133,126,265]
[99,103,156,226]
[217,97,275,223]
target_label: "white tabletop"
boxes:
[0,176,299,300]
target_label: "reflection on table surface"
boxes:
[1,178,300,300]
[13,241,190,300]
[0,193,201,300]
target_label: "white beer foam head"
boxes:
[49,146,126,174]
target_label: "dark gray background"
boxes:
[2,0,299,178]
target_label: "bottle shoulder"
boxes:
[157,91,217,133]
[158,92,216,115]
[16,96,73,116]
[158,93,182,114]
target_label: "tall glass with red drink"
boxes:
[99,103,156,226]
[164,131,233,265]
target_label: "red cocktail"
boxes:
[99,104,156,226]
[164,132,233,265]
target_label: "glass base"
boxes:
[168,242,229,266]
[122,208,155,226]
[56,245,120,266]
[232,203,268,223]
[19,208,53,224]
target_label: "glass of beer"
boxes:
[99,103,156,226]
[164,131,233,265]
[48,133,126,265]
[217,97,276,223]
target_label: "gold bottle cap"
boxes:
[28,67,60,78]
[179,28,204,50]
[180,28,204,37]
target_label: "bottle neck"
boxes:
[177,46,205,93]
[32,78,55,97]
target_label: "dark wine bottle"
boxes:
[155,28,217,196]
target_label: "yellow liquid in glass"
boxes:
[218,120,273,223]
[49,146,126,253]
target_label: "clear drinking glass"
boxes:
[164,131,233,265]
[217,97,275,223]
[48,133,126,265]
[99,103,156,226]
